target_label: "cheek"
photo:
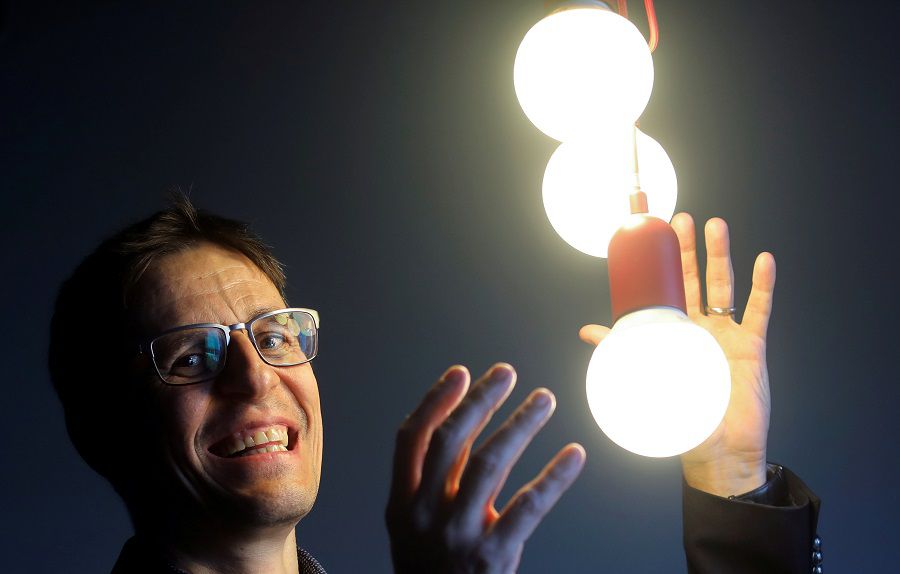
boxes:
[284,368,323,452]
[291,370,322,421]
[156,390,209,462]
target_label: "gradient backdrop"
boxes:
[2,0,897,571]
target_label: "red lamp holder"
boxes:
[607,214,686,322]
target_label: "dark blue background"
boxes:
[2,0,897,571]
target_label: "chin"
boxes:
[219,490,316,527]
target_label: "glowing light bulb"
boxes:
[514,5,654,142]
[542,128,677,257]
[585,307,731,457]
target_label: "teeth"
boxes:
[223,425,290,456]
[238,444,287,457]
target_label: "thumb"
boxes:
[578,324,610,346]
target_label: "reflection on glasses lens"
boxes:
[151,328,227,384]
[252,311,317,366]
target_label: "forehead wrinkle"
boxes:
[197,264,247,280]
[135,247,283,333]
[151,279,280,328]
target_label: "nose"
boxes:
[214,330,280,399]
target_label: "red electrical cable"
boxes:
[616,0,660,53]
[644,0,659,52]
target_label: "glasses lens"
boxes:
[151,327,227,384]
[252,310,317,366]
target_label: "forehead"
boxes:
[134,242,285,334]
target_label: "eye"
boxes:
[258,333,285,350]
[168,353,206,375]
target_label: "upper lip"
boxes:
[206,416,299,457]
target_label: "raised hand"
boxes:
[386,364,586,573]
[580,213,775,496]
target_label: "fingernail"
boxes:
[488,363,514,385]
[530,389,554,409]
[441,366,467,386]
[564,445,587,467]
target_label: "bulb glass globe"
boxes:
[542,128,677,257]
[514,7,654,142]
[585,308,731,457]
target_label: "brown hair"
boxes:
[48,192,287,486]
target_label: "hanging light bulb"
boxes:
[514,1,723,458]
[542,128,677,257]
[513,2,654,142]
[584,214,732,457]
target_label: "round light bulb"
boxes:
[585,308,731,457]
[514,6,654,142]
[542,128,677,257]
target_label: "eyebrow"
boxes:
[152,305,285,337]
[242,305,281,323]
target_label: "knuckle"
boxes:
[409,505,432,533]
[441,520,466,549]
[469,452,501,478]
[469,383,498,409]
[430,423,458,450]
[515,488,543,516]
[508,404,529,425]
[395,420,419,446]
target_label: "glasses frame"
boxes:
[141,307,320,386]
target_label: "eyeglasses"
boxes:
[142,308,320,385]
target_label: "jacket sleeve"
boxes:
[683,464,821,574]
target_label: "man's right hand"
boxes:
[385,363,585,574]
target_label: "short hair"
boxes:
[48,193,287,487]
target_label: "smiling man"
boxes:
[49,196,821,574]
[50,204,329,573]
[129,245,324,572]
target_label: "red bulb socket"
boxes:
[607,215,687,323]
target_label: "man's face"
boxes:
[133,242,322,526]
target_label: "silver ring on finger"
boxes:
[705,306,736,317]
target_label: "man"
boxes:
[49,196,820,573]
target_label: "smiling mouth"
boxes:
[210,425,295,458]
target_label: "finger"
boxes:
[415,363,516,516]
[388,366,470,511]
[453,389,556,533]
[704,217,735,311]
[443,365,519,495]
[445,373,520,496]
[578,324,610,346]
[671,213,703,316]
[491,444,586,547]
[742,252,776,339]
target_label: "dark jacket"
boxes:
[683,464,822,574]
[110,537,327,574]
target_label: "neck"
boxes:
[137,516,301,574]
